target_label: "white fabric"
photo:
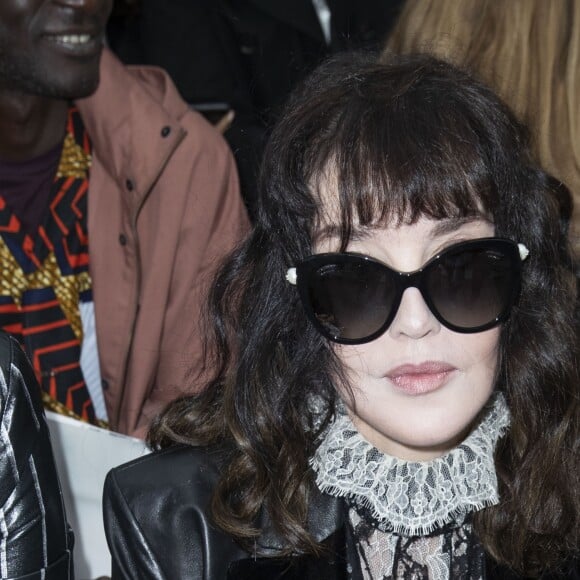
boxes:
[311,393,510,536]
[79,301,107,421]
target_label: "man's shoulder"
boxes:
[77,50,238,199]
[98,49,205,128]
[109,54,227,144]
[80,50,232,168]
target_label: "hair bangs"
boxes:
[303,59,503,249]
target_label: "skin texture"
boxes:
[316,217,500,461]
[0,0,112,160]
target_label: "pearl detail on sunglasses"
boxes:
[518,244,529,260]
[286,268,297,285]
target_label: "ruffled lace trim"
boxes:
[311,392,510,536]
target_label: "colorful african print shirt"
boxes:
[0,107,98,424]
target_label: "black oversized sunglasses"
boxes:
[286,238,529,344]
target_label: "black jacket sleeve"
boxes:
[0,332,74,579]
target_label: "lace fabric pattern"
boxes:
[311,392,510,537]
[350,509,485,580]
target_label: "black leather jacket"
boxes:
[104,444,578,579]
[0,332,74,579]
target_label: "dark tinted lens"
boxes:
[308,260,396,340]
[426,247,514,329]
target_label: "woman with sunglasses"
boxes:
[103,52,579,579]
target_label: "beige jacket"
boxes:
[76,50,249,437]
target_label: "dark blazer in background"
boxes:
[107,0,405,217]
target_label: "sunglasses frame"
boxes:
[287,238,526,344]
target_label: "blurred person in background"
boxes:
[0,0,249,438]
[384,0,580,251]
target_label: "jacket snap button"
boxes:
[119,233,127,246]
[125,179,134,191]
[161,126,171,137]
[101,379,109,390]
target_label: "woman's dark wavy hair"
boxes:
[150,52,579,575]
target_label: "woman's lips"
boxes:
[386,362,456,395]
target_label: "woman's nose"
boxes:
[387,287,440,339]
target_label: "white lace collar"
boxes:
[310,392,510,536]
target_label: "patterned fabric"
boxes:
[350,509,485,580]
[0,108,97,424]
[312,393,510,579]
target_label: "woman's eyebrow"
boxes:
[313,225,372,243]
[430,216,487,237]
[315,216,488,242]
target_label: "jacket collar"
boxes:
[232,493,362,580]
[228,488,363,580]
[75,49,187,201]
[228,526,358,580]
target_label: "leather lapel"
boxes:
[228,493,365,579]
[256,487,345,552]
[227,526,351,580]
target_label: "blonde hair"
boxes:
[384,0,580,248]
